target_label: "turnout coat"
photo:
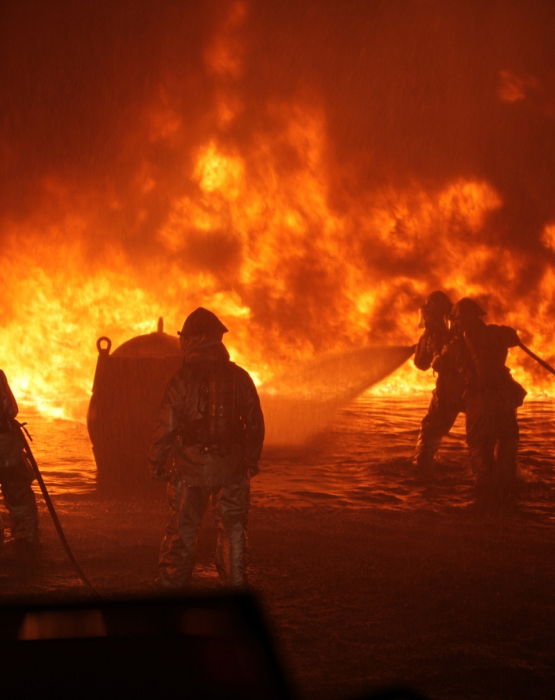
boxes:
[149,339,264,487]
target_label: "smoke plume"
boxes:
[1,0,555,412]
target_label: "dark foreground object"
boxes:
[0,590,429,700]
[0,593,291,700]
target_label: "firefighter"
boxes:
[412,291,465,473]
[446,298,526,500]
[150,308,265,589]
[0,370,38,553]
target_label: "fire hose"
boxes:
[518,341,555,376]
[14,420,102,600]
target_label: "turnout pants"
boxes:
[413,390,461,470]
[158,476,250,589]
[465,391,519,496]
[0,465,38,542]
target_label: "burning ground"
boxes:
[2,0,555,415]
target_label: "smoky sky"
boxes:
[0,1,213,224]
[2,0,555,330]
[243,1,555,242]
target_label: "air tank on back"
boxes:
[87,318,182,493]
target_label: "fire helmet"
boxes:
[422,291,453,316]
[419,291,453,328]
[178,308,228,346]
[448,297,486,323]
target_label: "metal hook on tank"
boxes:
[96,337,112,355]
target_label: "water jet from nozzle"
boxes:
[260,345,415,445]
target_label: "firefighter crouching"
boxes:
[149,308,265,590]
[443,298,526,500]
[413,291,465,472]
[0,370,39,553]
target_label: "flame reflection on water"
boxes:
[14,396,555,522]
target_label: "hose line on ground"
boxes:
[15,420,102,600]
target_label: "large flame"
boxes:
[2,1,555,420]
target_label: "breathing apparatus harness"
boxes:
[180,359,244,457]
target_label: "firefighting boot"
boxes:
[412,434,442,477]
[215,524,248,588]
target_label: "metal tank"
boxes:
[87,318,182,493]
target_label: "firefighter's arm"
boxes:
[432,338,463,375]
[149,376,183,481]
[414,331,435,370]
[496,325,520,349]
[238,371,265,478]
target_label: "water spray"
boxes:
[14,421,101,600]
[260,345,416,445]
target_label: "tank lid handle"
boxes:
[97,337,112,355]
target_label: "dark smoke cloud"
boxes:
[239,0,555,328]
[2,0,555,347]
[243,1,555,233]
[0,0,214,233]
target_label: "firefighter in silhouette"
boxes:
[150,308,265,589]
[443,298,526,500]
[413,291,465,472]
[0,370,38,552]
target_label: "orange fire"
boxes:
[1,1,555,422]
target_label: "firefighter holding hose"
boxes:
[0,370,39,557]
[441,298,526,502]
[413,291,465,474]
[150,308,265,590]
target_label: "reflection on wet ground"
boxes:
[260,395,555,520]
[3,395,555,700]
[16,395,555,523]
